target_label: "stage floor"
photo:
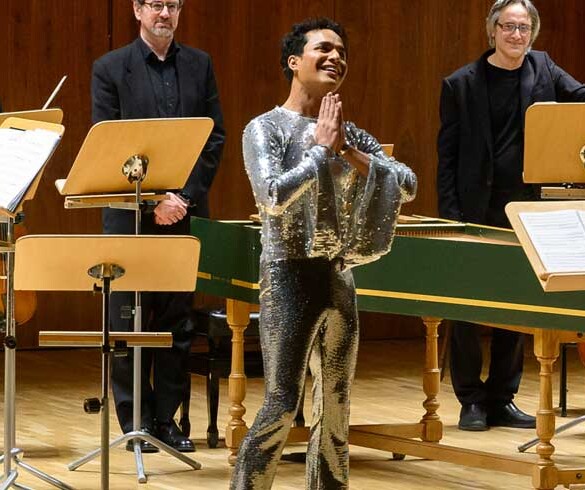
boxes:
[1,338,585,489]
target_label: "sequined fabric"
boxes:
[242,106,417,266]
[231,107,417,489]
[231,258,358,490]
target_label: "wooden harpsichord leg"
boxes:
[225,299,251,465]
[532,329,560,490]
[420,317,442,442]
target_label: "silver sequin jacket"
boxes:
[243,106,417,266]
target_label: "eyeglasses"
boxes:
[142,1,182,15]
[496,22,532,35]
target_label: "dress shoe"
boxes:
[458,403,488,431]
[125,427,159,453]
[156,421,195,452]
[487,402,536,429]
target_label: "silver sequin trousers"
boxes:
[230,258,359,490]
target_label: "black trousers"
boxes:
[104,208,194,433]
[450,195,532,407]
[449,321,524,406]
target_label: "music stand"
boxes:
[14,234,202,490]
[514,102,585,452]
[0,114,72,490]
[55,117,213,483]
[524,102,585,198]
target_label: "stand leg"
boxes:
[101,378,109,489]
[132,291,145,483]
[518,415,585,453]
[0,218,73,490]
[225,299,251,465]
[101,274,112,490]
[68,431,202,472]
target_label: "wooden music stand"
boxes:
[55,117,213,208]
[506,201,585,292]
[0,115,69,490]
[524,102,585,198]
[0,108,63,126]
[0,113,64,218]
[512,104,585,452]
[14,234,201,490]
[55,117,213,484]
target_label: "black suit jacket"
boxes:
[437,49,585,223]
[92,37,225,220]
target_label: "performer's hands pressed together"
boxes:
[315,92,372,177]
[154,192,188,225]
[315,92,344,154]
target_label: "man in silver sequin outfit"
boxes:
[231,18,417,489]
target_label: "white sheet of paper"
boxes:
[0,127,60,211]
[519,209,585,274]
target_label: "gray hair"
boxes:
[486,0,540,48]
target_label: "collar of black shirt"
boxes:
[137,36,180,63]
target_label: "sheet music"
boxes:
[519,209,585,275]
[0,127,61,212]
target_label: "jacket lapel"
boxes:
[519,54,535,130]
[469,57,494,160]
[176,45,200,117]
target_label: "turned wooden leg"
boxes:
[225,299,251,465]
[420,317,442,442]
[532,330,560,490]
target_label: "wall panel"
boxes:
[3,1,585,344]
[1,0,110,347]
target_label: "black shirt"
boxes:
[485,59,535,226]
[138,37,181,118]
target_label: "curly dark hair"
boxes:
[280,17,348,83]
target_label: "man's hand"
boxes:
[314,92,344,154]
[154,192,189,226]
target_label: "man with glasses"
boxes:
[438,0,585,431]
[92,0,225,451]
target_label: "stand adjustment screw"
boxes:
[83,398,102,414]
[4,336,17,349]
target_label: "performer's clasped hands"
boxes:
[315,92,345,154]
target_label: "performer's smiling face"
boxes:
[134,1,182,39]
[289,29,348,92]
[493,3,532,63]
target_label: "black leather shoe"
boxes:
[458,403,488,431]
[487,402,536,429]
[156,421,195,452]
[125,427,159,453]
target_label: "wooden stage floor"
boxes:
[1,338,585,489]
